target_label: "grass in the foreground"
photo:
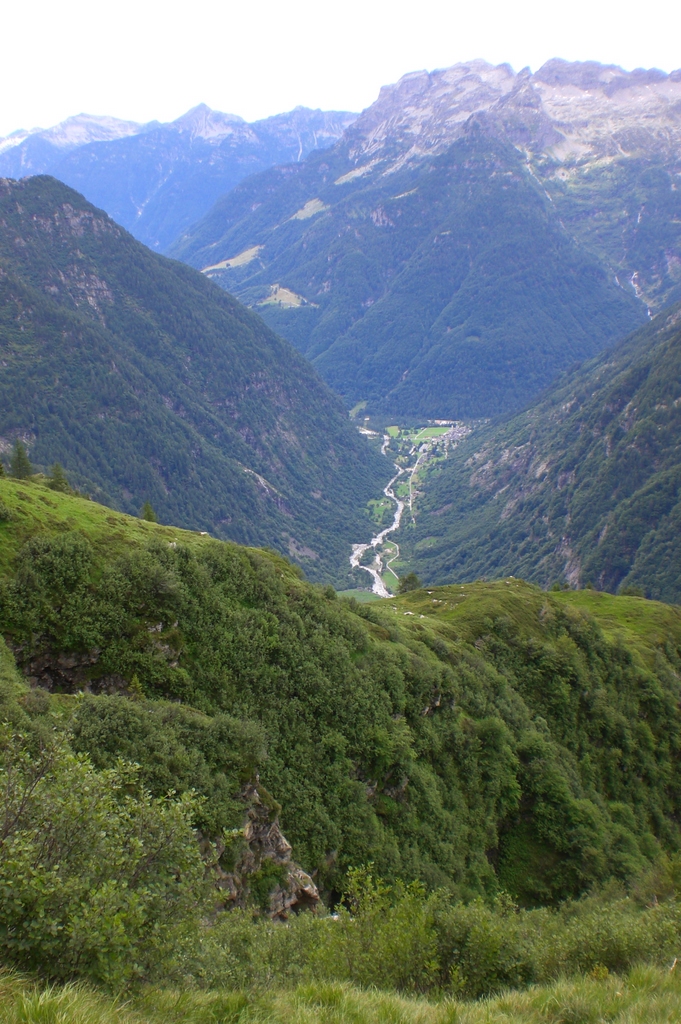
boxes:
[3,967,681,1024]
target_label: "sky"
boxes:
[1,0,680,136]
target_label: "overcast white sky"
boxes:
[1,0,680,136]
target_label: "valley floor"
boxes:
[346,420,473,596]
[2,966,681,1024]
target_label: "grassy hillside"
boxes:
[170,129,642,419]
[0,175,384,585]
[2,476,681,910]
[405,304,681,601]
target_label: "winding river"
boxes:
[349,435,410,597]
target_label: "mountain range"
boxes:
[0,105,356,253]
[405,302,681,602]
[0,176,383,583]
[171,59,681,419]
[2,58,681,596]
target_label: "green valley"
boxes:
[3,52,681,1023]
[0,175,385,585]
[171,128,643,419]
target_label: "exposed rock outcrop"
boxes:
[208,782,319,921]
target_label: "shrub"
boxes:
[0,733,208,988]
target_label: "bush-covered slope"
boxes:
[2,476,681,909]
[0,175,384,584]
[405,304,681,600]
[171,127,643,419]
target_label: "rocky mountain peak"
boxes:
[342,58,681,170]
[36,113,149,149]
[533,57,668,90]
[170,103,247,141]
[0,114,149,164]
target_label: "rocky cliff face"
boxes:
[343,59,681,169]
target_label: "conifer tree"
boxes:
[128,673,145,700]
[9,441,32,479]
[141,501,157,523]
[47,463,70,492]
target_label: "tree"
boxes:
[397,572,422,594]
[9,441,32,480]
[141,501,157,523]
[0,461,4,477]
[47,463,70,493]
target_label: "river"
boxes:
[349,435,410,597]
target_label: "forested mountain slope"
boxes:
[0,105,356,252]
[171,59,681,418]
[0,175,383,583]
[2,475,681,910]
[406,303,681,601]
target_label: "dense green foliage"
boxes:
[0,745,205,988]
[4,636,681,1000]
[398,573,422,593]
[0,176,384,584]
[405,304,681,602]
[8,443,31,481]
[3,491,681,1006]
[0,661,208,987]
[2,479,681,911]
[171,129,643,419]
[70,696,265,835]
[168,868,681,998]
[46,462,70,492]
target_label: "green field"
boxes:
[413,427,451,439]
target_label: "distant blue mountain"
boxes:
[0,105,356,252]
